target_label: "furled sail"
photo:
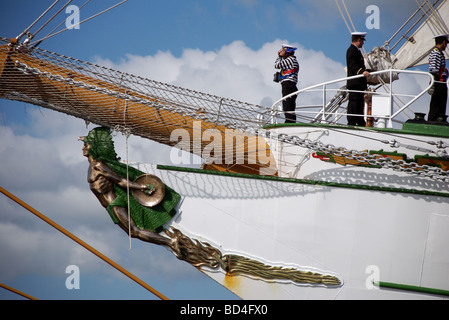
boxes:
[363,0,448,84]
[0,38,276,176]
[393,0,449,70]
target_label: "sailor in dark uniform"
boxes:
[428,33,448,122]
[346,32,370,126]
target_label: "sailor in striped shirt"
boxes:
[428,34,448,122]
[275,44,300,123]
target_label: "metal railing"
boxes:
[262,69,435,128]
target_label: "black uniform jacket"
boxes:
[346,44,367,90]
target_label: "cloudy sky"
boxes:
[0,0,441,300]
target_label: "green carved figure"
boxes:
[79,126,180,248]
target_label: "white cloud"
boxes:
[93,39,346,108]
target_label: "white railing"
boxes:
[263,69,435,128]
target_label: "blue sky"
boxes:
[0,0,437,301]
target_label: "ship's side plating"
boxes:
[142,159,449,299]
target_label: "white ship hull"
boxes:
[2,0,449,300]
[142,123,449,300]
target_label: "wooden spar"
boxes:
[0,43,277,176]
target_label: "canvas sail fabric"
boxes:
[394,0,449,70]
[364,47,399,84]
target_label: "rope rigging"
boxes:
[14,0,129,48]
[31,0,130,46]
[35,0,92,48]
[334,0,356,35]
[0,283,38,300]
[0,186,169,300]
[0,36,274,176]
[15,0,62,43]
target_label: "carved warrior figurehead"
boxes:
[79,126,180,233]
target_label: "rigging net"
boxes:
[0,37,276,175]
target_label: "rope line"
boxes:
[334,0,353,34]
[15,0,62,42]
[0,186,169,300]
[37,0,92,47]
[0,283,38,300]
[27,0,74,43]
[29,0,129,46]
[341,0,356,32]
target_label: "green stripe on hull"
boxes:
[157,165,449,198]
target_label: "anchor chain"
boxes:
[271,132,449,182]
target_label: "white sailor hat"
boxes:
[434,33,449,40]
[351,32,367,39]
[282,44,297,50]
[282,44,297,53]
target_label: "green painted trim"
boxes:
[402,122,449,137]
[263,122,449,138]
[375,281,449,297]
[156,165,449,198]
